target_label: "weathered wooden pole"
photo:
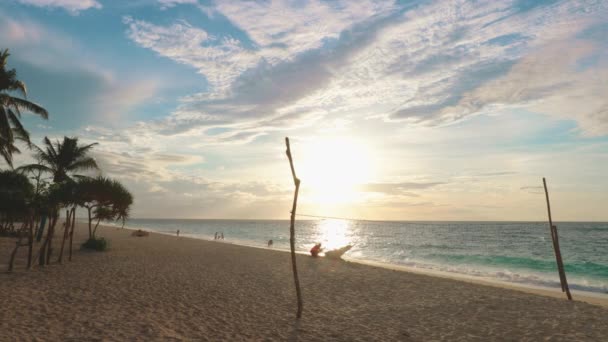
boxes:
[285,137,304,319]
[543,178,572,300]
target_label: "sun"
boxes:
[297,137,373,204]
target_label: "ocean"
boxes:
[107,219,608,295]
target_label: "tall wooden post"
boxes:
[285,137,303,319]
[543,178,572,300]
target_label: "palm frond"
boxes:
[68,157,99,172]
[77,142,99,156]
[43,136,58,160]
[16,164,53,175]
[0,106,13,143]
[0,144,13,168]
[7,108,30,146]
[4,96,48,119]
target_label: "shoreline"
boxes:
[3,223,608,340]
[112,223,608,308]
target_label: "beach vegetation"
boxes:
[81,236,108,251]
[0,49,48,168]
[0,169,34,236]
[1,48,133,270]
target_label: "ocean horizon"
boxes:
[102,218,608,296]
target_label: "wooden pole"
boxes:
[543,178,572,300]
[285,137,303,319]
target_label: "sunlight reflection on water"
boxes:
[313,219,352,251]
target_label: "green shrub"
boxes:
[82,237,108,251]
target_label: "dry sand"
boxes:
[1,223,608,341]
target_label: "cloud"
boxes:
[357,182,444,195]
[120,0,608,142]
[16,0,102,14]
[520,186,544,194]
[1,15,162,127]
[158,0,198,10]
[122,1,397,136]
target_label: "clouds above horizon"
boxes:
[3,0,608,220]
[118,0,608,140]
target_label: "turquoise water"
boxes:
[108,219,608,295]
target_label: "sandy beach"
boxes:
[1,223,607,341]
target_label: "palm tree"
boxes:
[19,136,99,183]
[0,49,48,167]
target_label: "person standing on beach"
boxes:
[221,232,224,240]
[176,229,180,237]
[214,232,218,240]
[267,239,273,247]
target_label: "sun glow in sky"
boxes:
[298,137,374,205]
[2,0,608,221]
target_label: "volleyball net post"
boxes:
[542,177,572,300]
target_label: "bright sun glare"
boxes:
[298,137,373,204]
[315,219,352,251]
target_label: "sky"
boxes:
[1,0,607,221]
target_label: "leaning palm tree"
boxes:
[0,49,48,167]
[19,136,99,183]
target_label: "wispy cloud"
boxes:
[158,0,198,10]
[120,0,608,142]
[17,0,102,14]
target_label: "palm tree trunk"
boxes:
[69,207,76,261]
[57,209,71,264]
[35,215,46,242]
[45,212,58,265]
[38,212,57,266]
[87,207,92,238]
[8,222,28,272]
[93,218,101,238]
[27,215,34,269]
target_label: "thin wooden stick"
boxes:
[543,178,572,300]
[285,137,303,319]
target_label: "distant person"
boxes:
[221,232,224,240]
[310,243,323,257]
[214,232,218,240]
[267,239,273,247]
[176,229,180,237]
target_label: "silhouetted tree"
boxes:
[18,136,99,183]
[0,49,48,167]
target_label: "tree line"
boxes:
[0,48,133,271]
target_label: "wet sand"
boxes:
[1,223,607,341]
